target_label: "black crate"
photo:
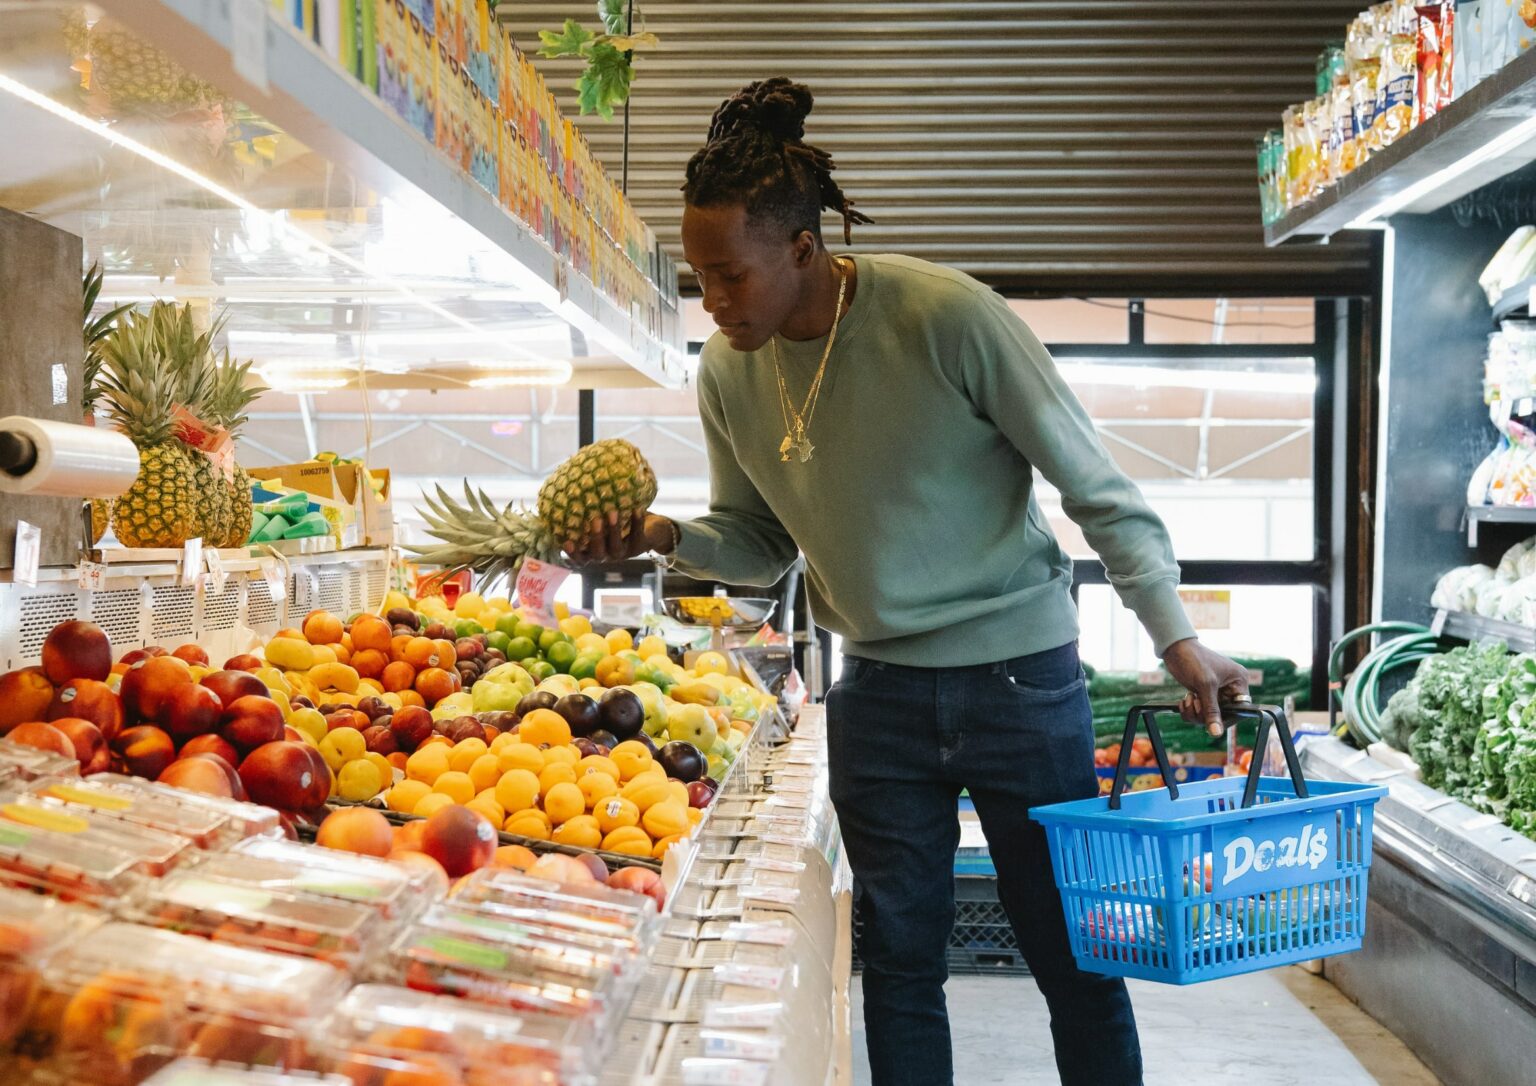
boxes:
[852,876,1030,977]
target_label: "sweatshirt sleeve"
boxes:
[956,289,1197,655]
[670,357,801,587]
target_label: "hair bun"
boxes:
[707,77,813,144]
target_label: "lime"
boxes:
[569,653,601,681]
[506,636,537,662]
[514,621,543,644]
[496,613,522,638]
[546,641,579,674]
[454,618,485,638]
[485,630,513,657]
[527,661,557,682]
[538,628,568,653]
[520,657,543,673]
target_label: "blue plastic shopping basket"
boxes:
[1031,703,1385,984]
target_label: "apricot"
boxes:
[315,807,393,857]
[349,615,393,654]
[302,610,343,645]
[414,667,460,706]
[381,661,417,693]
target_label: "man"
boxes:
[571,77,1251,1086]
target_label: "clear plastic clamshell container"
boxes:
[22,775,236,850]
[324,983,595,1085]
[143,1059,353,1086]
[0,886,104,1049]
[3,922,349,1086]
[122,870,381,969]
[448,868,662,951]
[0,797,194,904]
[226,836,443,921]
[71,772,282,845]
[0,738,79,782]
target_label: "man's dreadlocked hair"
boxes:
[683,77,872,246]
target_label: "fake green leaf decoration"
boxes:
[536,1,657,119]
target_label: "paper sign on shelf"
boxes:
[259,557,287,599]
[205,549,228,592]
[77,561,107,593]
[1178,588,1231,630]
[515,558,571,623]
[14,521,40,586]
[181,538,203,586]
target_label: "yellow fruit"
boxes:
[380,692,404,711]
[577,755,621,782]
[487,595,512,611]
[595,657,636,688]
[643,800,690,839]
[413,793,456,819]
[337,759,383,801]
[692,651,730,676]
[505,810,551,840]
[606,629,634,653]
[667,781,690,808]
[383,590,411,611]
[610,742,654,782]
[455,592,486,619]
[601,826,653,856]
[538,763,578,794]
[288,708,328,744]
[578,678,602,691]
[358,678,384,695]
[622,778,672,813]
[468,753,502,793]
[466,793,505,826]
[541,744,580,768]
[406,745,451,785]
[310,663,360,694]
[254,667,290,694]
[543,782,585,825]
[432,771,476,805]
[494,769,541,814]
[308,644,338,666]
[498,745,544,775]
[672,682,722,706]
[559,615,592,638]
[386,779,431,813]
[637,635,667,658]
[364,752,394,786]
[578,772,620,808]
[552,814,603,849]
[687,807,704,826]
[449,738,490,773]
[265,637,314,671]
[595,796,640,834]
[490,733,518,753]
[575,633,608,655]
[653,834,686,859]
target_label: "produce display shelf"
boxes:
[1491,276,1536,323]
[1431,607,1536,653]
[1464,505,1536,545]
[1264,45,1536,246]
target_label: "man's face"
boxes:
[681,203,810,352]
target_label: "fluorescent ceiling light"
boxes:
[259,373,350,392]
[468,371,570,388]
[1056,362,1316,395]
[1347,112,1536,227]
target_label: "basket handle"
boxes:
[1105,702,1309,810]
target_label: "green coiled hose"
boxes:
[1329,622,1441,747]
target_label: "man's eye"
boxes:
[721,272,743,284]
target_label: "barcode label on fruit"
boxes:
[713,962,786,991]
[681,1058,771,1086]
[702,1001,782,1030]
[722,921,795,946]
[514,558,571,624]
[77,561,108,592]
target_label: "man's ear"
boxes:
[790,229,819,268]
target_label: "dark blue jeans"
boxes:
[827,642,1142,1086]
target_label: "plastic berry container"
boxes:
[0,887,103,1049]
[0,800,193,904]
[448,868,662,949]
[5,922,348,1086]
[81,772,283,845]
[323,983,593,1086]
[225,836,443,921]
[23,775,235,850]
[143,1059,353,1085]
[0,738,79,782]
[122,871,381,970]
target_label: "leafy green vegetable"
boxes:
[535,2,657,120]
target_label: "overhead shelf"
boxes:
[1492,276,1536,324]
[1465,504,1536,545]
[1432,607,1536,653]
[1266,46,1536,246]
[0,0,686,389]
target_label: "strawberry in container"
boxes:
[122,872,380,970]
[223,836,444,923]
[0,798,193,905]
[325,984,592,1086]
[0,887,103,1050]
[7,923,348,1086]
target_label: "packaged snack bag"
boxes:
[1416,3,1456,122]
[1374,0,1419,148]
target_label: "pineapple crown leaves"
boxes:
[96,308,181,446]
[208,347,267,434]
[409,480,559,581]
[82,263,132,415]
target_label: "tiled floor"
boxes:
[850,967,1439,1084]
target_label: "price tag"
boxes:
[764,794,810,810]
[721,921,795,946]
[680,1058,771,1086]
[701,1031,785,1062]
[759,833,807,848]
[739,886,801,908]
[205,548,228,592]
[13,521,40,586]
[78,560,108,592]
[747,857,806,875]
[554,259,570,303]
[701,1002,782,1030]
[260,557,287,599]
[230,0,269,92]
[713,962,786,991]
[181,537,203,586]
[514,558,571,624]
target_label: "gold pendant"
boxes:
[794,436,814,463]
[779,434,794,462]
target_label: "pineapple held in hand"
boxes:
[413,439,657,580]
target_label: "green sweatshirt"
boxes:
[672,253,1195,668]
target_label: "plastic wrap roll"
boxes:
[0,416,139,498]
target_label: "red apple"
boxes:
[41,621,112,685]
[112,725,177,779]
[239,741,329,810]
[220,695,285,755]
[158,757,234,798]
[171,643,210,667]
[49,718,108,773]
[223,654,263,672]
[0,667,55,732]
[361,725,398,756]
[607,866,666,907]
[390,705,433,750]
[119,656,192,724]
[46,679,123,742]
[420,806,497,878]
[184,752,246,800]
[160,683,223,741]
[201,670,269,711]
[5,721,76,760]
[179,733,240,767]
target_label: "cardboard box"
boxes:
[357,467,393,546]
[247,462,362,549]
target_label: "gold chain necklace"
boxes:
[770,258,849,463]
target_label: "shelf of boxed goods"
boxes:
[90,0,684,388]
[1265,44,1536,246]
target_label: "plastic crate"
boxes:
[851,876,1030,977]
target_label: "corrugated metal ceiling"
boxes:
[501,1,1376,296]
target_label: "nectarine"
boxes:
[239,740,330,810]
[179,733,240,766]
[201,669,268,710]
[220,695,285,754]
[170,643,209,667]
[112,725,177,779]
[387,850,450,898]
[5,721,75,760]
[160,683,222,741]
[49,718,108,773]
[420,806,497,877]
[41,621,112,685]
[390,706,434,750]
[46,679,122,742]
[118,656,192,723]
[0,667,55,732]
[183,752,245,799]
[223,654,263,672]
[158,757,235,798]
[316,807,393,857]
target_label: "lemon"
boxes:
[337,759,383,802]
[693,651,730,676]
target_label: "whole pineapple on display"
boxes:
[81,263,131,545]
[96,309,198,548]
[151,302,227,545]
[206,350,265,547]
[413,439,657,581]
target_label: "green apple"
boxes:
[707,753,729,781]
[630,682,668,733]
[472,680,524,714]
[495,613,522,638]
[668,704,718,749]
[481,662,534,687]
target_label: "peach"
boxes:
[414,667,460,706]
[158,757,235,799]
[303,611,343,645]
[112,725,177,779]
[119,656,192,723]
[350,615,393,654]
[387,850,450,898]
[394,819,429,852]
[221,695,286,754]
[184,752,245,799]
[223,654,263,672]
[50,718,108,773]
[527,852,596,885]
[420,806,497,878]
[390,706,434,750]
[0,667,55,732]
[160,683,222,741]
[316,807,393,857]
[41,621,112,685]
[179,733,241,766]
[201,669,269,711]
[607,866,666,907]
[170,643,209,667]
[239,740,329,810]
[6,721,75,760]
[363,725,398,756]
[492,844,537,870]
[46,679,123,742]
